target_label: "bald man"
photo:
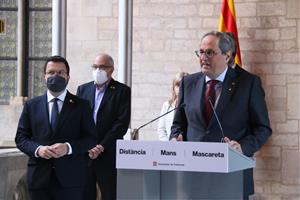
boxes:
[76,53,131,200]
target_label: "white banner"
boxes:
[116,140,255,173]
[116,140,239,173]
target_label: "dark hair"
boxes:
[201,31,232,55]
[44,55,70,75]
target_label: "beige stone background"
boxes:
[65,0,300,199]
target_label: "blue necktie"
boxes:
[51,98,59,131]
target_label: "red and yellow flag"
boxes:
[218,0,242,66]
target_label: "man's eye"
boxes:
[206,50,213,56]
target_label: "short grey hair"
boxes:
[224,32,237,66]
[106,54,114,67]
[97,53,114,67]
[201,31,232,55]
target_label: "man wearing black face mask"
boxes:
[15,56,97,200]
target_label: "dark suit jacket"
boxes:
[170,66,272,196]
[76,79,131,153]
[15,91,96,189]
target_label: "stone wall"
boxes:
[66,0,300,199]
[0,149,27,200]
[0,98,24,147]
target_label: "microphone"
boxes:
[208,97,225,142]
[131,103,186,140]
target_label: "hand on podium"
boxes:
[170,134,183,142]
[224,137,243,154]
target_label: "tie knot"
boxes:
[207,80,219,88]
[207,79,219,84]
[53,98,58,103]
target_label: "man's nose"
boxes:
[200,54,208,61]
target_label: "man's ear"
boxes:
[225,51,232,62]
[226,55,231,62]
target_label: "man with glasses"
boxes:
[76,53,131,200]
[15,56,97,200]
[170,31,272,198]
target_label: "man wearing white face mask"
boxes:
[76,53,131,200]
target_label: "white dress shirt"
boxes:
[35,89,72,157]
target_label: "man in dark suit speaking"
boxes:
[15,56,96,200]
[76,53,131,200]
[170,31,272,198]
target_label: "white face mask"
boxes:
[92,68,108,85]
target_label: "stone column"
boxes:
[52,0,66,57]
[118,0,133,87]
[17,0,25,97]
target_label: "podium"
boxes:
[116,140,256,199]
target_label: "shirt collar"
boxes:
[47,89,67,103]
[205,67,228,83]
[94,79,110,92]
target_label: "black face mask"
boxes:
[46,75,67,93]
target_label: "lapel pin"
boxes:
[228,88,232,91]
[110,86,115,89]
[69,99,74,103]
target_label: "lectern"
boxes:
[116,140,255,200]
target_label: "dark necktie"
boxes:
[203,80,219,124]
[51,98,59,131]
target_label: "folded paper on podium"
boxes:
[116,140,256,200]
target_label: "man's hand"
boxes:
[224,137,243,154]
[88,144,105,159]
[170,134,183,142]
[50,143,69,158]
[37,145,57,159]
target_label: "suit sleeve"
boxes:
[100,86,131,150]
[15,102,40,158]
[239,76,272,156]
[68,99,97,155]
[170,78,187,140]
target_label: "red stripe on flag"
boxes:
[221,0,238,35]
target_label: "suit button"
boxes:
[206,130,210,134]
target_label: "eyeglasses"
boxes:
[195,49,221,58]
[91,64,112,70]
